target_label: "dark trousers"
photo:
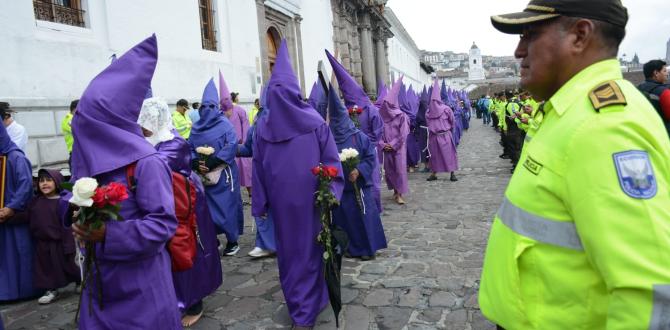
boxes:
[507,131,524,166]
[491,112,498,128]
[482,111,491,125]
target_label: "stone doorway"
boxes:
[266,27,281,74]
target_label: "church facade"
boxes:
[0,0,408,170]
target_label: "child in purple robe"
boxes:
[12,169,79,304]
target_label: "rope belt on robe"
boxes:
[420,125,431,159]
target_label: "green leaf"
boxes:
[60,182,74,191]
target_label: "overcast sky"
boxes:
[386,0,670,62]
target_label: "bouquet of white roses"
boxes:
[339,148,364,214]
[195,145,216,184]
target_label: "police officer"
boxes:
[479,0,670,329]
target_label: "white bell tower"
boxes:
[468,42,485,81]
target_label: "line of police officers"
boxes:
[480,90,542,172]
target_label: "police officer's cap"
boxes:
[491,0,628,34]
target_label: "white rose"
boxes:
[69,177,98,207]
[340,148,359,161]
[196,146,215,156]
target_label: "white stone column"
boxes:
[358,11,377,96]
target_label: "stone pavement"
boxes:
[0,118,512,330]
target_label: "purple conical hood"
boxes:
[189,78,235,148]
[428,79,449,119]
[326,50,373,110]
[71,34,157,178]
[440,80,448,103]
[258,40,324,142]
[307,81,327,120]
[379,76,404,122]
[374,83,388,108]
[327,84,358,144]
[219,70,233,111]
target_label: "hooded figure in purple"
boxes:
[326,50,384,212]
[252,40,344,327]
[237,85,276,256]
[416,87,430,167]
[426,80,459,182]
[219,71,252,193]
[189,79,243,255]
[0,120,38,302]
[327,87,387,260]
[402,86,421,170]
[378,77,410,204]
[68,35,181,329]
[138,97,223,326]
[374,79,388,109]
[307,82,328,120]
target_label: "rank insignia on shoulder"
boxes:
[589,81,627,111]
[613,151,657,199]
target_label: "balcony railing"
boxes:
[33,0,85,27]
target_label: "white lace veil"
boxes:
[137,97,175,146]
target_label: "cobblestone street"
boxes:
[1,119,512,330]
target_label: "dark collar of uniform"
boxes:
[546,59,623,117]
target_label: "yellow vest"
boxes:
[480,59,670,329]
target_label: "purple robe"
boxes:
[325,49,384,213]
[229,105,252,188]
[427,81,458,173]
[253,124,343,326]
[0,149,39,301]
[78,156,181,329]
[253,40,344,327]
[13,171,79,290]
[68,35,181,329]
[333,132,387,256]
[378,78,410,195]
[155,137,223,311]
[238,112,276,252]
[190,79,243,241]
[327,90,386,257]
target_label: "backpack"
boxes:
[126,163,198,272]
[638,82,666,118]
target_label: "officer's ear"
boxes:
[564,18,596,56]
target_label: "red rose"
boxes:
[105,182,129,205]
[311,166,321,176]
[347,108,354,115]
[326,166,338,178]
[356,108,363,114]
[92,187,108,208]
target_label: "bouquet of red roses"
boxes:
[347,105,363,128]
[62,177,128,318]
[311,164,340,261]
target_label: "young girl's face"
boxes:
[39,177,57,196]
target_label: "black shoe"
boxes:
[359,255,375,261]
[450,173,458,182]
[222,242,240,256]
[499,154,510,159]
[426,174,438,181]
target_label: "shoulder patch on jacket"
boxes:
[589,81,627,111]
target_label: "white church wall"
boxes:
[1,0,261,169]
[299,0,334,90]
